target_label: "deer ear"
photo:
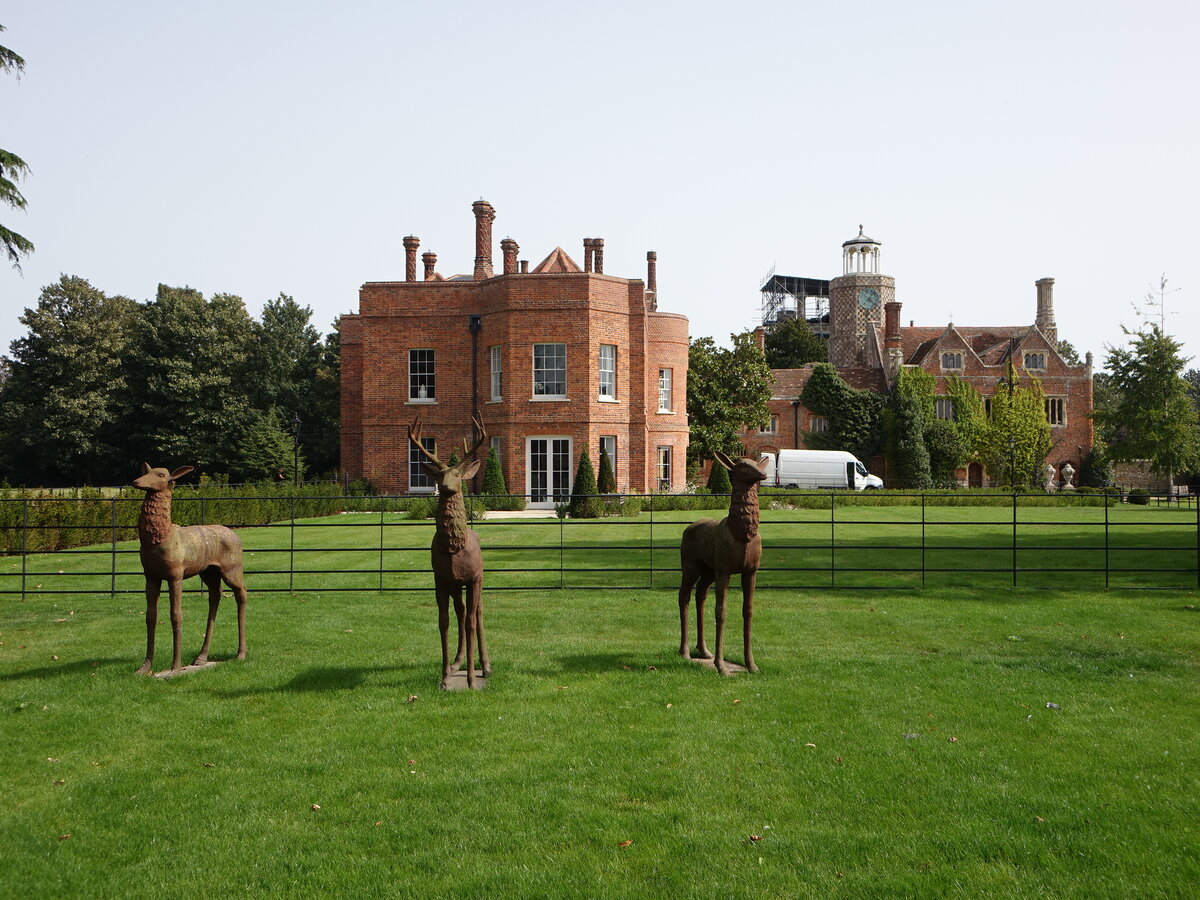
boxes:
[756,455,771,472]
[140,462,152,475]
[169,466,194,482]
[461,458,482,480]
[713,451,734,470]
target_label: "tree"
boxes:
[977,363,1052,487]
[597,443,616,494]
[686,333,772,467]
[304,318,342,475]
[1056,339,1082,366]
[705,458,731,494]
[802,363,885,463]
[0,276,137,484]
[124,285,257,475]
[568,450,601,518]
[884,368,933,488]
[230,407,302,482]
[763,317,826,369]
[481,446,508,496]
[1092,324,1199,481]
[1,26,34,269]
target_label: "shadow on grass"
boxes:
[551,651,687,675]
[216,663,427,697]
[0,656,129,681]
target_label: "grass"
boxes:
[1,520,1198,898]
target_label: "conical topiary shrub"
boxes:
[597,445,617,494]
[568,450,602,518]
[706,457,732,494]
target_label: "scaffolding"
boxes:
[760,268,831,338]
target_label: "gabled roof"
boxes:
[531,247,583,274]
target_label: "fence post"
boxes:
[559,512,564,590]
[649,493,655,590]
[110,498,118,599]
[378,494,386,593]
[21,498,28,601]
[1011,490,1018,588]
[289,492,296,593]
[921,492,926,587]
[829,491,836,588]
[1195,489,1198,590]
[1104,490,1111,590]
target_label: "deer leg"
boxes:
[168,578,184,672]
[193,569,221,666]
[742,570,758,673]
[677,568,697,659]
[136,578,161,675]
[694,573,715,660]
[448,589,466,673]
[713,572,730,676]
[465,583,477,690]
[436,585,452,690]
[227,569,248,661]
[473,580,490,677]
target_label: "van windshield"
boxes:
[855,463,868,477]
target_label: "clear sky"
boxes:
[3,1,1197,367]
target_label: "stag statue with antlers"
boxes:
[408,415,491,689]
[677,451,770,675]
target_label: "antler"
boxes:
[407,415,446,470]
[461,415,489,462]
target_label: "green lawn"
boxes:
[1,524,1197,897]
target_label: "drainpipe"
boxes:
[792,399,802,450]
[469,314,483,491]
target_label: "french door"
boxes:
[527,437,572,508]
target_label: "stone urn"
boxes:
[1060,462,1076,492]
[1043,463,1058,493]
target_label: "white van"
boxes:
[758,449,884,491]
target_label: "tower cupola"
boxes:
[842,226,881,274]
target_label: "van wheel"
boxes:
[785,483,798,489]
[863,484,880,490]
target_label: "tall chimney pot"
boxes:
[593,238,604,275]
[422,251,437,281]
[500,237,519,275]
[472,200,496,280]
[403,235,420,283]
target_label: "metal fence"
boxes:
[2,491,1198,599]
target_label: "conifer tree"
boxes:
[568,450,601,518]
[597,444,617,494]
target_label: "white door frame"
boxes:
[526,436,573,509]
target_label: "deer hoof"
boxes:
[191,656,208,667]
[694,647,713,660]
[236,651,247,660]
[747,663,760,674]
[134,663,153,676]
[481,664,492,678]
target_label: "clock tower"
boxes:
[828,226,895,367]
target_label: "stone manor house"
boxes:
[339,200,689,505]
[743,229,1094,487]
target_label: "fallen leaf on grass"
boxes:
[202,763,215,768]
[1035,816,1045,823]
[948,736,959,743]
[55,618,67,623]
[51,655,58,661]
[749,834,763,842]
[732,699,741,705]
[53,780,64,786]
[646,666,656,671]
[406,695,418,703]
[617,840,633,849]
[835,757,844,765]
[666,703,673,709]
[804,743,816,748]
[1046,702,1061,710]
[58,834,71,841]
[311,804,321,811]
[374,821,382,827]
[408,760,417,766]
[555,686,569,690]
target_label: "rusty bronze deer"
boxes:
[132,463,248,675]
[678,451,770,675]
[408,415,490,689]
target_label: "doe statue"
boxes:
[132,464,248,675]
[678,452,770,675]
[408,415,490,689]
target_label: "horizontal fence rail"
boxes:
[1,490,1197,599]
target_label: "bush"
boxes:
[568,452,602,519]
[1128,488,1150,505]
[706,460,731,494]
[597,446,617,495]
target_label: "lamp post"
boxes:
[290,414,302,484]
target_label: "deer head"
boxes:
[713,451,769,485]
[133,463,194,492]
[407,416,488,497]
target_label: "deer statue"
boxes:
[408,415,490,690]
[132,463,248,675]
[678,451,770,675]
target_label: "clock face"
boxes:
[857,287,881,310]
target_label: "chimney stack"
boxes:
[583,238,594,273]
[422,251,438,281]
[884,300,902,348]
[520,260,529,274]
[403,235,420,283]
[646,251,658,311]
[472,200,496,280]
[1035,277,1056,344]
[593,238,604,274]
[501,238,519,275]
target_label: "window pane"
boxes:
[490,346,502,400]
[409,438,436,489]
[658,368,672,411]
[599,344,616,398]
[534,343,567,397]
[409,349,435,399]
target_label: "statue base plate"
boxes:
[686,657,749,675]
[153,661,221,679]
[442,669,488,691]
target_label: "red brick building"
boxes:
[745,229,1094,487]
[340,200,689,505]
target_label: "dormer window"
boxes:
[940,352,963,370]
[1024,352,1046,370]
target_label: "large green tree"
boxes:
[802,363,885,464]
[1,25,34,268]
[125,285,257,476]
[686,333,772,467]
[763,317,826,369]
[1092,324,1200,481]
[977,363,1052,487]
[303,318,342,476]
[0,276,136,484]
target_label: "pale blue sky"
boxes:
[3,1,1197,366]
